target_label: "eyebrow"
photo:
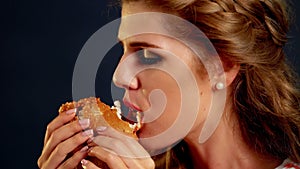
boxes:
[129,42,161,48]
[118,39,161,49]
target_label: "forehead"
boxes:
[118,3,214,68]
[118,3,201,45]
[118,4,167,41]
[121,2,153,15]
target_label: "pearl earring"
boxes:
[215,82,225,90]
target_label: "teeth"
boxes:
[113,100,143,128]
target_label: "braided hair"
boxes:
[122,0,300,164]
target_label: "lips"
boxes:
[122,99,144,124]
[123,99,142,112]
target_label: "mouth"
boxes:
[121,100,144,126]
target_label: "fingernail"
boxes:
[66,108,76,115]
[87,147,93,153]
[80,146,89,152]
[81,159,88,166]
[87,137,94,144]
[79,119,90,129]
[82,129,94,137]
[96,126,107,133]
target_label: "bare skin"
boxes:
[38,2,284,169]
[38,109,92,169]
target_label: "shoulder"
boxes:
[275,159,300,169]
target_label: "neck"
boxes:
[184,115,282,169]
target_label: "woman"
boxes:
[38,0,300,168]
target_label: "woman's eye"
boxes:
[136,49,162,65]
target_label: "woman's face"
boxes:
[113,2,213,151]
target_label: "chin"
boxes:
[137,127,181,155]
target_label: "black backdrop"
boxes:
[1,0,299,168]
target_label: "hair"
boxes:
[121,0,300,165]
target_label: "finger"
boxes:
[41,119,91,164]
[88,146,154,169]
[44,108,77,145]
[96,126,134,141]
[88,146,128,169]
[95,127,150,158]
[47,118,90,152]
[91,135,133,158]
[89,136,142,168]
[80,159,101,169]
[57,146,89,169]
[90,131,154,169]
[42,129,94,169]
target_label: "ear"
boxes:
[224,64,240,87]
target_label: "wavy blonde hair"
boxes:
[122,0,300,165]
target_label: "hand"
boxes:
[37,109,93,169]
[81,126,155,169]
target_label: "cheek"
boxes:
[198,86,212,121]
[138,70,182,135]
[190,74,213,131]
[137,69,212,151]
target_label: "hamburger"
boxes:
[59,97,142,168]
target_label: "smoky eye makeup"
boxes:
[136,49,163,65]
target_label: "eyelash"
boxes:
[136,49,162,65]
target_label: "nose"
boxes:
[113,58,139,90]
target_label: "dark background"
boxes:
[1,0,299,168]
